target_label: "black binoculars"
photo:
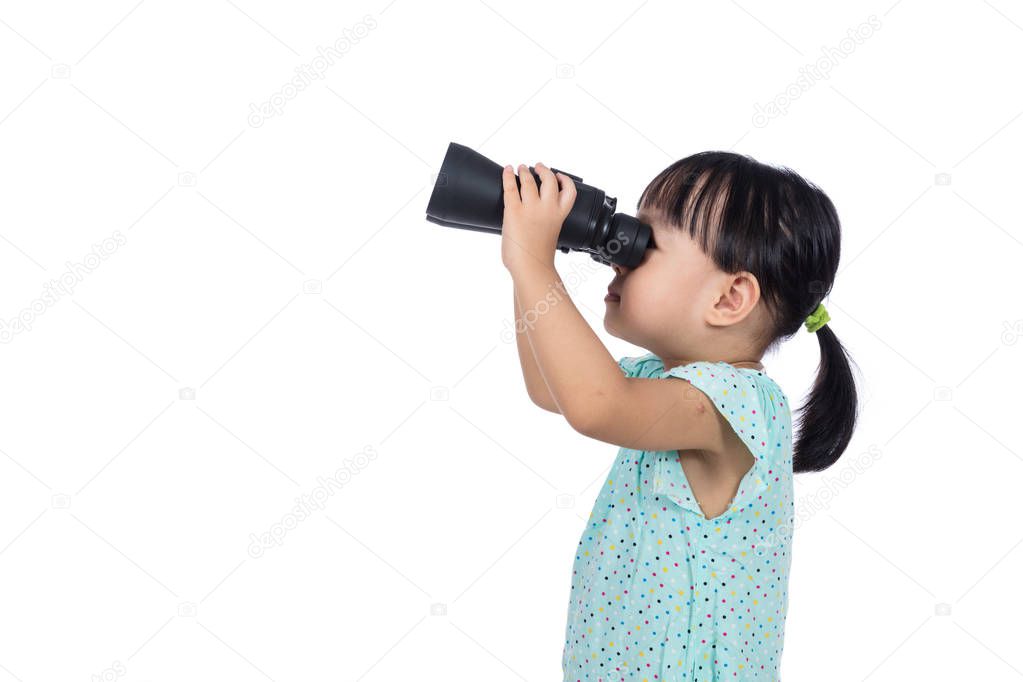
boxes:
[424,142,652,268]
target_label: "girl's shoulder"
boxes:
[619,352,796,488]
[618,352,792,419]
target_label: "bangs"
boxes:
[637,155,743,256]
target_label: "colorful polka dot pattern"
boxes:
[562,352,795,681]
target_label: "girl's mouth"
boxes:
[604,293,621,302]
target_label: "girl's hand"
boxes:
[501,162,577,273]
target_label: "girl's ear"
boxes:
[708,271,760,327]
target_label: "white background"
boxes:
[1,0,1021,680]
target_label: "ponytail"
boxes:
[793,324,860,473]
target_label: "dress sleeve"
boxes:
[617,355,639,377]
[617,352,660,378]
[661,361,790,513]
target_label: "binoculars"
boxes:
[424,142,652,268]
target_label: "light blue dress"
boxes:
[562,353,795,681]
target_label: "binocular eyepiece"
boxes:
[424,142,652,269]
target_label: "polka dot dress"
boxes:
[562,353,795,681]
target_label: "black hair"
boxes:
[637,151,859,473]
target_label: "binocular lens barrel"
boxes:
[424,142,651,268]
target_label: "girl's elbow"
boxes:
[531,394,562,414]
[563,399,610,438]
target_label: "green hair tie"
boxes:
[805,302,830,333]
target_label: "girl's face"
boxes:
[603,212,726,352]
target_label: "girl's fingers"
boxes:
[502,164,521,210]
[517,163,538,204]
[535,162,558,203]
[557,172,577,215]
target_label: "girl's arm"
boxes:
[513,284,561,413]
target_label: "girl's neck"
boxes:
[659,353,765,372]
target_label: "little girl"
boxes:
[501,152,859,681]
